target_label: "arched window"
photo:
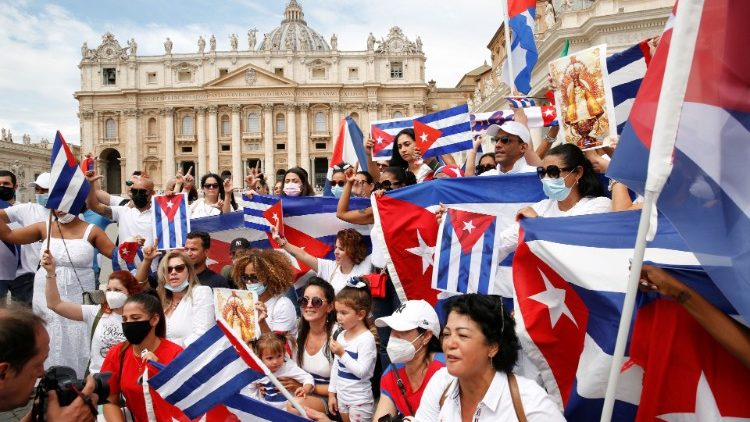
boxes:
[392,111,404,119]
[349,112,359,125]
[314,112,326,132]
[221,115,230,136]
[247,112,260,133]
[147,118,157,137]
[181,115,193,135]
[105,118,117,139]
[275,113,286,133]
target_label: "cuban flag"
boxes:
[607,0,750,324]
[80,153,95,172]
[503,0,539,94]
[149,320,267,419]
[412,103,473,158]
[370,115,413,161]
[111,238,144,273]
[373,174,544,304]
[506,96,536,108]
[432,208,501,294]
[607,39,653,134]
[46,131,90,215]
[325,116,368,196]
[152,192,190,250]
[222,394,309,422]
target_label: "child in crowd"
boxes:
[245,332,315,410]
[328,278,377,422]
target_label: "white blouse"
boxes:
[165,285,215,347]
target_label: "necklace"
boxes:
[169,298,182,312]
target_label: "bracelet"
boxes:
[278,238,288,247]
[607,179,621,192]
[46,274,56,279]
[544,135,556,143]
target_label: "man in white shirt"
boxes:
[480,121,538,176]
[0,172,50,304]
[86,174,155,246]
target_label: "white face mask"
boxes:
[57,213,76,224]
[105,291,128,309]
[164,280,189,292]
[386,333,424,364]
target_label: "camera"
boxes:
[30,366,111,421]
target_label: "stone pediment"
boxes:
[204,64,297,88]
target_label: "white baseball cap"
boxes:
[28,172,51,189]
[487,121,531,144]
[375,300,441,337]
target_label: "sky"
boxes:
[0,0,501,144]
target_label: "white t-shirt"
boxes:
[369,223,386,269]
[415,368,564,422]
[189,198,221,219]
[166,285,215,347]
[242,359,314,409]
[81,305,125,374]
[329,329,377,405]
[5,202,47,275]
[317,257,372,294]
[414,163,433,183]
[111,205,154,244]
[480,157,537,176]
[263,294,297,335]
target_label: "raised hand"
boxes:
[41,249,56,273]
[142,238,162,261]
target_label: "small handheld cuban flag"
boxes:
[152,192,190,250]
[47,131,90,215]
[370,114,413,160]
[412,103,473,158]
[111,236,144,274]
[431,207,502,295]
[506,96,536,108]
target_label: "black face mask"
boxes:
[121,320,152,345]
[476,164,495,175]
[0,186,14,202]
[131,191,150,209]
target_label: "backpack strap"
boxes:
[507,373,528,422]
[84,307,105,377]
[438,379,455,409]
[391,364,415,415]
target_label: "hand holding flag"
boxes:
[47,131,90,215]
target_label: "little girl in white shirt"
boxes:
[328,278,377,422]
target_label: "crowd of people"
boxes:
[0,109,748,422]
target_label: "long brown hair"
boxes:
[296,277,336,366]
[156,251,199,309]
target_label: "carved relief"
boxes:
[245,68,257,85]
[374,27,420,55]
[91,32,128,62]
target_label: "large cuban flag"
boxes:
[412,103,473,158]
[325,116,369,195]
[514,211,705,421]
[607,0,750,324]
[503,0,539,94]
[607,39,653,134]
[47,131,90,215]
[152,192,190,250]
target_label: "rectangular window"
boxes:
[221,144,230,152]
[276,143,286,150]
[390,62,403,79]
[221,119,231,136]
[219,68,228,77]
[181,147,193,153]
[147,72,157,84]
[311,68,326,79]
[315,142,327,150]
[274,67,284,77]
[348,68,359,80]
[103,68,117,86]
[177,70,192,82]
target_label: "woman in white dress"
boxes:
[0,210,114,376]
[189,173,233,218]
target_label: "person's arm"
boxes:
[85,173,113,220]
[90,226,115,259]
[336,167,374,225]
[0,220,44,245]
[271,224,318,272]
[610,181,639,211]
[373,394,398,421]
[536,125,559,159]
[42,250,84,321]
[440,153,457,166]
[512,107,542,167]
[222,178,233,213]
[335,336,376,379]
[640,265,750,369]
[135,240,161,286]
[44,375,100,422]
[364,137,382,183]
[464,137,483,177]
[184,286,215,346]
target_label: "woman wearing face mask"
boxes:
[389,128,434,183]
[373,300,445,420]
[281,167,315,197]
[101,292,184,422]
[232,249,297,336]
[142,249,215,347]
[42,249,142,375]
[0,209,114,376]
[329,163,350,199]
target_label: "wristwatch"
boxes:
[608,179,621,192]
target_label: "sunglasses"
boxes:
[167,264,186,273]
[298,296,326,308]
[203,183,219,189]
[374,180,400,191]
[491,135,522,145]
[331,181,346,187]
[130,188,149,196]
[125,181,134,187]
[536,165,575,179]
[240,274,261,284]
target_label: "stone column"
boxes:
[262,103,274,180]
[285,103,297,168]
[161,107,175,184]
[78,110,95,155]
[367,102,379,131]
[331,102,342,135]
[299,103,310,173]
[231,104,242,184]
[196,106,207,178]
[208,106,218,173]
[124,108,139,178]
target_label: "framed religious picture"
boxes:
[549,45,617,150]
[214,288,261,343]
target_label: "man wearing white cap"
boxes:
[373,300,446,420]
[0,172,50,303]
[480,121,538,176]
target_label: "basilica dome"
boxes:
[258,0,330,52]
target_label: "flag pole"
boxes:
[600,1,705,420]
[502,0,516,94]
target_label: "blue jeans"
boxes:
[0,272,34,304]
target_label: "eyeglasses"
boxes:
[167,264,186,273]
[374,180,400,191]
[536,165,575,179]
[331,181,346,187]
[130,188,149,196]
[240,274,261,284]
[203,183,219,189]
[491,135,522,145]
[298,296,326,308]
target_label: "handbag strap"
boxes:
[507,373,528,422]
[390,364,415,415]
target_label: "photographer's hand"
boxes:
[46,376,99,421]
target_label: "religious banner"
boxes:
[549,45,617,150]
[214,288,261,343]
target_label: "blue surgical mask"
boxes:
[331,185,344,198]
[36,193,49,207]
[542,174,573,201]
[164,280,189,292]
[246,282,267,296]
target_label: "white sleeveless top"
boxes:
[302,344,332,385]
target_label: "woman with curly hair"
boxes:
[272,226,369,294]
[231,249,297,335]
